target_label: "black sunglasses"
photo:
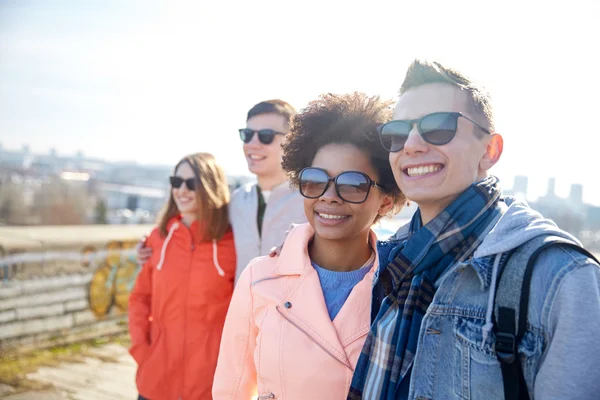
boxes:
[377,112,492,153]
[299,167,385,204]
[169,176,196,191]
[239,128,285,145]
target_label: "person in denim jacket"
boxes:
[349,59,600,399]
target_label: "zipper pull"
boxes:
[257,394,275,399]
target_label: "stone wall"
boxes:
[0,272,128,351]
[0,225,153,351]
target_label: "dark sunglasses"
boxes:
[377,112,492,153]
[299,167,385,204]
[169,176,196,191]
[239,128,285,145]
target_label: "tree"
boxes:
[0,182,28,225]
[95,199,108,224]
[35,178,89,225]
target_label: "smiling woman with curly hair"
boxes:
[213,92,405,400]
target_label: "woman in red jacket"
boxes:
[128,152,236,400]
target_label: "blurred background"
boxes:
[1,0,599,235]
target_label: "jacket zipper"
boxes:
[179,237,195,398]
[257,394,275,399]
[275,306,353,371]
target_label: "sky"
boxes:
[1,0,599,204]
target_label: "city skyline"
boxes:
[1,141,596,206]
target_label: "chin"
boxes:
[177,207,197,215]
[313,227,349,241]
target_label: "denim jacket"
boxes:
[373,199,600,399]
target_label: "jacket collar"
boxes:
[275,223,379,276]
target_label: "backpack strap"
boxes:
[493,235,599,400]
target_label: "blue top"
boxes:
[312,256,374,320]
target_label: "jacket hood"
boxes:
[473,197,581,258]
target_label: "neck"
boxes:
[309,231,373,272]
[418,192,463,225]
[180,213,196,227]
[257,172,287,191]
[418,204,446,226]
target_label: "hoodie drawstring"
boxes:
[482,253,502,347]
[157,223,179,271]
[212,240,225,277]
[157,222,225,277]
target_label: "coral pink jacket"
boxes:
[213,223,378,400]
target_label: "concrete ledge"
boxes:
[0,224,154,251]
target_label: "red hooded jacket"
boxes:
[129,216,236,399]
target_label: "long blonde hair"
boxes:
[158,152,230,241]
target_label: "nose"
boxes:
[402,123,428,155]
[319,180,342,204]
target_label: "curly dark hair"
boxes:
[282,92,405,215]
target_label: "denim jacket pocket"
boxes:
[453,317,504,400]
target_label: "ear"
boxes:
[479,133,503,172]
[377,193,395,216]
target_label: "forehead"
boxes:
[246,113,289,132]
[174,161,195,178]
[311,143,378,179]
[393,83,471,120]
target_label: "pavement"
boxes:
[2,344,137,400]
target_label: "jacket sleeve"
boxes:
[213,262,258,399]
[534,261,600,398]
[128,234,155,365]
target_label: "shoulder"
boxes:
[527,243,599,327]
[530,243,598,287]
[376,239,401,262]
[271,182,303,203]
[231,181,257,202]
[238,255,280,286]
[146,226,163,248]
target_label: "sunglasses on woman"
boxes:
[377,111,491,153]
[239,128,285,145]
[170,176,196,191]
[298,167,385,204]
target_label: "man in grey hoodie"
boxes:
[348,60,600,399]
[137,100,306,282]
[230,99,306,281]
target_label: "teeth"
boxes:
[249,155,265,160]
[318,213,348,220]
[407,165,441,177]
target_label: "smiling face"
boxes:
[171,161,198,218]
[243,113,287,179]
[389,83,501,222]
[304,143,393,243]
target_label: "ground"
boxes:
[0,335,136,400]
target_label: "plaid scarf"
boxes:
[348,176,502,400]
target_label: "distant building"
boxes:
[547,177,556,197]
[569,184,583,205]
[513,175,528,197]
